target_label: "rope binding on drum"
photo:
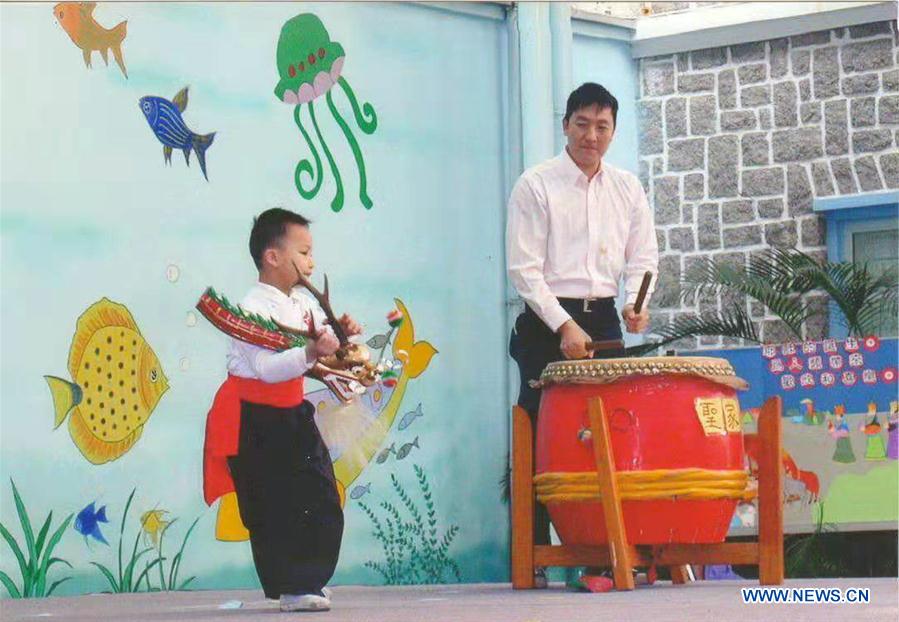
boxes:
[534,468,758,503]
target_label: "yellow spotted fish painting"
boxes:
[44,298,169,465]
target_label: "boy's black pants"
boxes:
[228,400,343,598]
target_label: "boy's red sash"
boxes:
[203,374,304,505]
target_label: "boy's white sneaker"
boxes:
[279,593,331,612]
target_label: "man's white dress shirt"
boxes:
[506,149,659,332]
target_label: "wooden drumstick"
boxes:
[584,338,625,351]
[633,271,653,315]
[581,273,653,353]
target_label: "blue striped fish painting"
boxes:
[139,87,216,181]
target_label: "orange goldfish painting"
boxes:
[53,2,128,78]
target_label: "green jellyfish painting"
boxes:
[274,14,378,212]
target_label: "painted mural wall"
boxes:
[0,1,518,597]
[702,338,899,536]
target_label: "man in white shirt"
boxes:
[506,83,659,562]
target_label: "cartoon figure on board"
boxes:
[800,398,822,426]
[888,401,898,461]
[859,402,887,461]
[780,450,820,505]
[827,405,856,464]
[741,408,756,426]
[743,436,819,503]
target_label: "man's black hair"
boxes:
[564,82,618,126]
[249,208,311,269]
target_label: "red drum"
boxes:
[535,357,749,545]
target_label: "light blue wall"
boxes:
[572,24,639,176]
[0,2,640,596]
[1,1,512,594]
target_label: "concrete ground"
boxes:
[2,579,897,622]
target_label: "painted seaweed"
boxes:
[360,465,461,585]
[141,515,200,592]
[89,489,161,593]
[0,480,74,598]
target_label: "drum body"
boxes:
[536,357,747,545]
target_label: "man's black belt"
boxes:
[557,297,616,314]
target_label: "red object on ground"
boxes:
[536,370,745,545]
[580,575,615,593]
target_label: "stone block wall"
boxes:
[637,20,899,348]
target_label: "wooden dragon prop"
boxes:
[196,263,384,403]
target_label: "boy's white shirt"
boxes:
[227,281,334,383]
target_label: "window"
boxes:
[814,191,899,338]
[850,227,898,275]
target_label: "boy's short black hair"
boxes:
[564,82,618,127]
[249,208,311,269]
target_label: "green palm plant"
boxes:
[631,248,898,355]
[785,503,848,578]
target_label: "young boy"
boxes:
[204,208,361,611]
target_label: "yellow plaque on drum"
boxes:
[722,398,742,433]
[695,397,726,435]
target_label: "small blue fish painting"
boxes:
[396,436,419,460]
[74,502,109,545]
[349,483,371,500]
[375,443,394,464]
[398,403,423,431]
[139,87,216,180]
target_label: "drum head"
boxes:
[538,356,747,391]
